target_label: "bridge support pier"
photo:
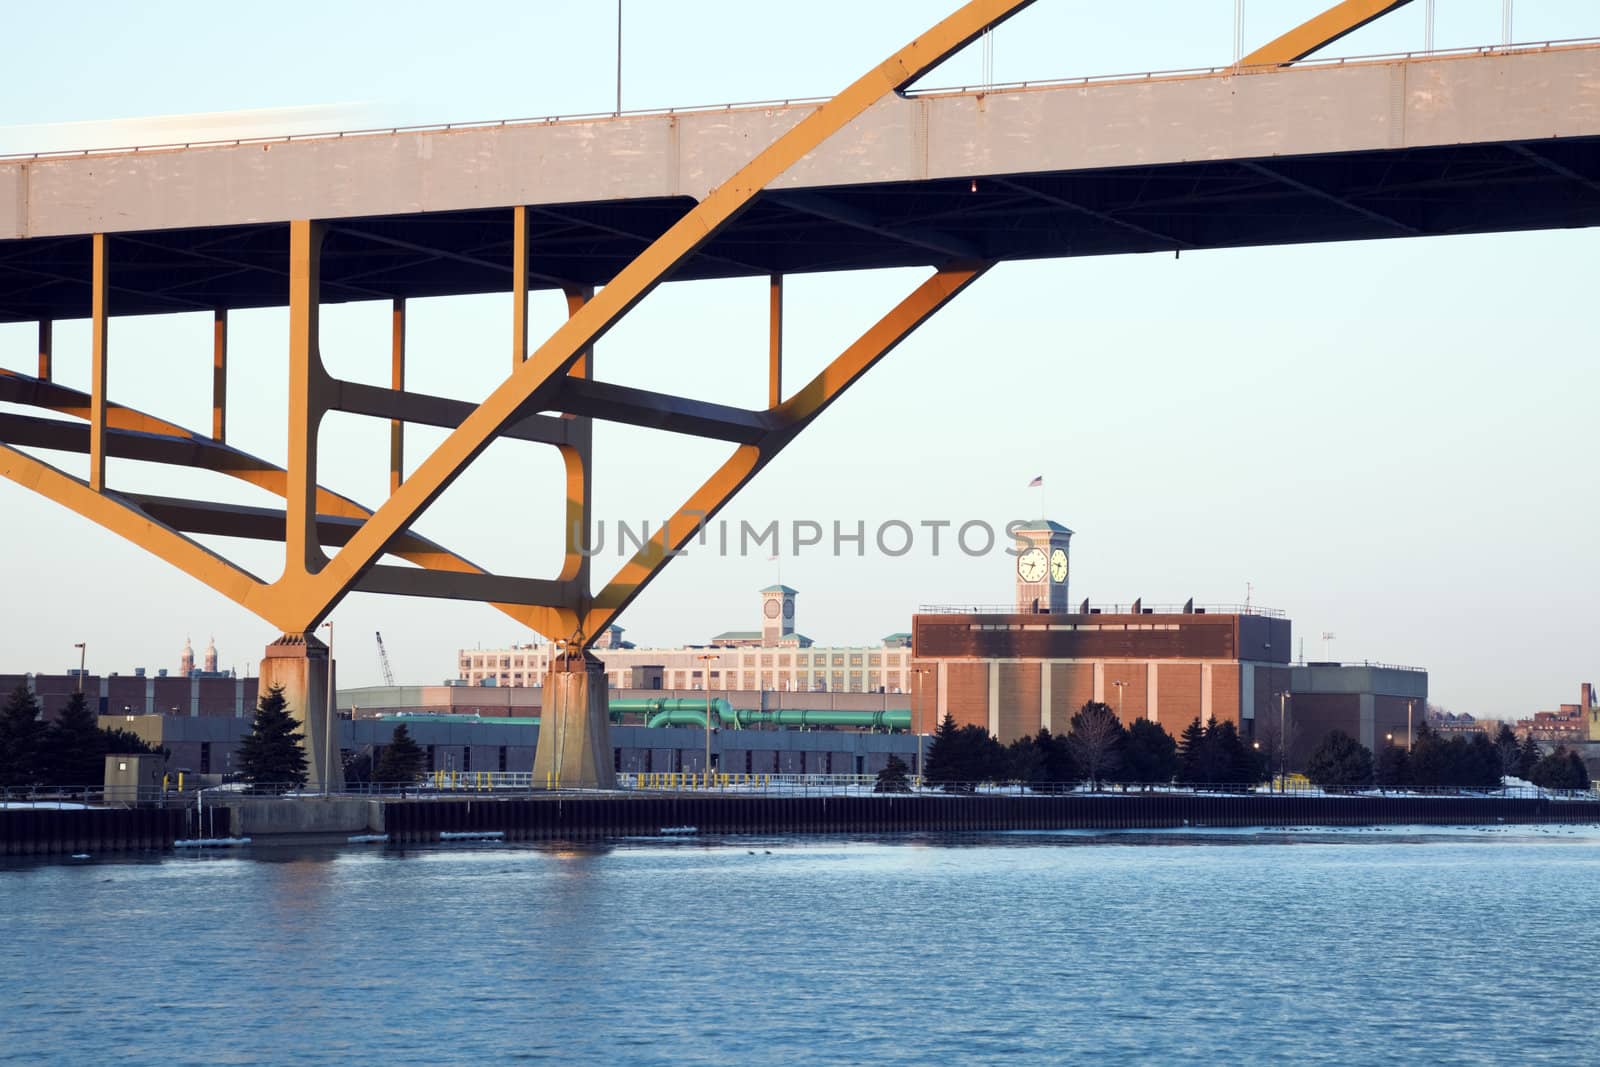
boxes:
[259,633,345,793]
[532,651,616,790]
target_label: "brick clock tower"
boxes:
[1014,520,1072,613]
[761,584,797,645]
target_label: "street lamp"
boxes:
[696,652,716,784]
[73,642,85,693]
[1407,698,1415,752]
[1111,680,1126,720]
[1277,690,1289,793]
[321,620,335,795]
[911,666,931,784]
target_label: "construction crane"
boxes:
[375,631,396,687]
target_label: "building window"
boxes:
[463,747,472,772]
[199,742,211,774]
[498,746,508,772]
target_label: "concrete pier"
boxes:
[532,651,616,789]
[258,634,344,793]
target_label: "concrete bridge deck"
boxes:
[3,41,1599,322]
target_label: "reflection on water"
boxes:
[3,827,1598,1066]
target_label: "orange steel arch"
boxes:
[0,0,1412,647]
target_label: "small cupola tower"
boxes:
[760,585,797,645]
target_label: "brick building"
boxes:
[910,517,1429,767]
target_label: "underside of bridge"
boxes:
[2,0,1597,788]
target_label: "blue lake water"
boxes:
[3,826,1598,1065]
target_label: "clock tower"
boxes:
[1013,519,1072,614]
[761,584,797,645]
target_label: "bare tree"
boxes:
[1067,702,1125,790]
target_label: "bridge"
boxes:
[2,0,1597,788]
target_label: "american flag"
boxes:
[1027,475,1043,487]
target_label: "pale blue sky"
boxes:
[1,1,1595,719]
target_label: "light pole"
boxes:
[72,642,85,693]
[1277,690,1288,793]
[912,666,930,784]
[1407,699,1414,751]
[1111,680,1126,720]
[321,620,335,795]
[697,652,715,784]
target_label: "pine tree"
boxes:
[1515,734,1542,780]
[374,723,425,785]
[0,683,44,789]
[1006,733,1041,785]
[235,684,308,791]
[1465,733,1504,790]
[1176,718,1208,786]
[1305,730,1374,792]
[1036,727,1079,792]
[1494,724,1522,779]
[923,712,966,791]
[1409,722,1451,788]
[1374,743,1410,790]
[1122,718,1178,788]
[1568,751,1591,792]
[1214,721,1265,789]
[41,691,105,787]
[873,754,912,794]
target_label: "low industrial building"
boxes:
[458,586,915,694]
[98,714,917,781]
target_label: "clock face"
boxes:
[1050,548,1068,583]
[1017,547,1047,584]
[764,600,781,619]
[782,600,794,619]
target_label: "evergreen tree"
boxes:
[1515,734,1542,780]
[41,691,105,787]
[1305,730,1374,792]
[235,684,308,791]
[923,714,1006,791]
[1214,721,1266,789]
[1374,743,1410,790]
[103,728,164,756]
[1408,722,1452,789]
[374,723,425,785]
[1176,718,1208,786]
[1037,727,1079,791]
[874,754,912,794]
[1529,746,1590,792]
[1122,718,1178,788]
[0,683,44,789]
[923,712,964,790]
[1464,733,1504,790]
[1494,724,1522,779]
[1568,751,1591,792]
[1066,701,1124,790]
[1006,733,1041,785]
[1013,727,1078,793]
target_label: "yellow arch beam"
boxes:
[1243,0,1417,68]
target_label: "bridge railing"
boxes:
[4,36,1597,163]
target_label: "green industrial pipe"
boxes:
[738,708,911,731]
[611,697,733,725]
